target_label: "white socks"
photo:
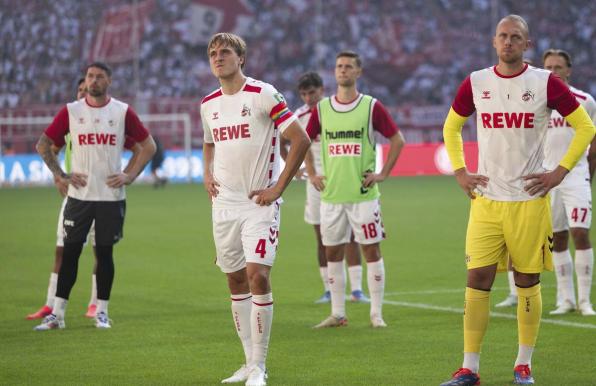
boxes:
[89,274,97,306]
[251,293,273,369]
[327,261,346,317]
[575,248,594,305]
[348,265,363,292]
[319,267,329,292]
[53,297,68,319]
[97,299,109,315]
[367,259,385,318]
[231,293,253,365]
[507,271,517,297]
[463,352,480,373]
[46,273,58,307]
[515,344,534,368]
[553,250,576,306]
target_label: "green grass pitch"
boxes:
[1,177,595,385]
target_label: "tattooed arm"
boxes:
[36,134,87,188]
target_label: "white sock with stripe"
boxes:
[367,259,385,318]
[327,261,346,318]
[231,293,252,365]
[575,248,594,305]
[251,293,273,369]
[319,267,329,292]
[46,273,58,307]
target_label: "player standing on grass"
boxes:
[34,62,156,331]
[27,78,141,321]
[306,51,405,329]
[440,15,595,385]
[201,33,310,386]
[542,49,596,316]
[294,71,370,304]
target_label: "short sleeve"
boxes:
[371,100,398,138]
[125,108,150,142]
[305,105,321,140]
[547,74,580,117]
[451,76,475,117]
[44,106,70,147]
[262,84,297,132]
[124,136,135,150]
[201,105,213,143]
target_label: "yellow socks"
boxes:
[463,287,490,353]
[517,283,542,347]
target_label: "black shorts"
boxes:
[63,197,126,246]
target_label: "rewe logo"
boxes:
[328,142,361,157]
[480,112,535,129]
[78,133,117,145]
[213,124,250,142]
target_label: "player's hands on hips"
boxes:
[295,167,306,180]
[204,172,220,199]
[362,172,385,188]
[249,187,281,206]
[106,173,132,188]
[523,166,568,197]
[309,175,326,191]
[61,172,88,189]
[454,168,489,199]
[54,175,69,196]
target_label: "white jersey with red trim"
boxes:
[452,64,579,201]
[544,86,596,187]
[44,97,149,201]
[296,104,322,175]
[202,77,297,207]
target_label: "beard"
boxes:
[88,87,106,97]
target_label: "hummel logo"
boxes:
[482,91,491,99]
[64,220,74,226]
[212,112,219,120]
[548,236,554,244]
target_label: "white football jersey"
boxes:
[45,97,149,201]
[201,77,297,207]
[296,104,322,175]
[544,86,596,187]
[453,64,580,201]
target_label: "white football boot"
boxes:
[34,314,65,331]
[221,365,250,383]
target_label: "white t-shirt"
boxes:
[45,97,149,201]
[544,85,596,187]
[452,64,580,201]
[201,77,297,207]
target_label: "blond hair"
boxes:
[207,33,247,68]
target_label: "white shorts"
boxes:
[212,201,281,273]
[550,184,592,231]
[56,197,95,247]
[304,181,321,225]
[320,199,385,246]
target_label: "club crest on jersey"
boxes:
[241,104,251,117]
[212,112,219,120]
[522,90,535,102]
[481,91,491,99]
[273,92,285,103]
[108,119,114,127]
[94,118,100,124]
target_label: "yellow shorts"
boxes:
[465,196,553,274]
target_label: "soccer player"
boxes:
[294,71,369,304]
[33,62,156,331]
[542,49,596,316]
[440,15,595,386]
[201,33,310,386]
[306,51,405,329]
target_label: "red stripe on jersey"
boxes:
[274,111,293,126]
[572,92,588,101]
[268,170,273,178]
[85,96,111,108]
[253,301,274,306]
[201,90,223,104]
[297,109,311,118]
[493,63,528,78]
[243,84,262,93]
[547,74,580,116]
[334,94,360,105]
[269,153,274,162]
[231,295,252,302]
[271,137,276,146]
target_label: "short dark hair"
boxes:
[297,72,323,90]
[543,49,572,67]
[77,77,85,86]
[336,50,362,68]
[86,61,112,77]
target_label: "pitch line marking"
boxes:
[384,284,556,297]
[383,299,596,330]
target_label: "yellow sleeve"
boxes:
[442,107,469,171]
[560,105,596,171]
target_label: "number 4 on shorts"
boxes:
[255,239,266,258]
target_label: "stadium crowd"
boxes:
[1,0,594,111]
